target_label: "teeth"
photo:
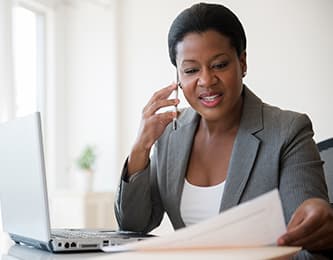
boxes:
[202,95,219,101]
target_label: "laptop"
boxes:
[0,112,152,252]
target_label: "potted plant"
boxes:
[76,145,97,192]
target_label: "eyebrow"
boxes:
[181,53,228,66]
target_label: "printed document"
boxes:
[104,189,290,252]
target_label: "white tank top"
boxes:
[180,178,225,226]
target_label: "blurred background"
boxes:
[0,0,332,232]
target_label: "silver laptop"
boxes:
[0,112,152,252]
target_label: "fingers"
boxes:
[289,209,321,235]
[135,83,179,151]
[290,224,330,250]
[278,211,320,246]
[136,111,176,144]
[278,198,333,251]
[158,83,178,97]
[153,111,177,125]
[287,208,306,230]
[144,83,178,116]
[280,223,332,251]
[305,232,333,251]
[144,98,179,118]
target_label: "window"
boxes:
[11,1,56,191]
[12,5,45,117]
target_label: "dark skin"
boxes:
[176,30,245,187]
[128,30,246,182]
[126,29,333,251]
[186,124,237,186]
[278,198,333,251]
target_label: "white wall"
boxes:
[66,1,118,191]
[241,0,333,140]
[52,0,333,192]
[53,0,119,191]
[116,0,333,176]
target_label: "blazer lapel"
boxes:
[220,87,264,211]
[166,109,199,227]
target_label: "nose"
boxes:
[197,68,218,87]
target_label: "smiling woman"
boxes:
[176,31,245,125]
[114,2,332,257]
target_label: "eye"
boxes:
[212,61,229,70]
[183,68,199,74]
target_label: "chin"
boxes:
[198,109,225,122]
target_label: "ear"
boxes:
[240,51,247,77]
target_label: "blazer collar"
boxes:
[220,86,264,211]
[166,108,199,228]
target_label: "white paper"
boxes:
[103,189,286,252]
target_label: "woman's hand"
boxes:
[278,198,333,251]
[127,83,179,175]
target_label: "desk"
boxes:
[1,244,302,260]
[0,232,330,259]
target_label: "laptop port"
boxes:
[80,244,98,248]
[58,242,62,247]
[64,242,70,248]
[71,242,77,248]
[103,240,109,246]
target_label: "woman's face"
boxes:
[176,30,246,122]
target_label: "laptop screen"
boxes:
[0,112,51,242]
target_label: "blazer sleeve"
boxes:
[114,147,165,233]
[279,113,328,222]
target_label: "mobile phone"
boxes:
[173,73,180,130]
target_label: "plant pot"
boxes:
[72,170,94,192]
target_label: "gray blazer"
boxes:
[115,86,328,233]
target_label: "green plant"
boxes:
[76,145,96,172]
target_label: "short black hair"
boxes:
[168,2,247,67]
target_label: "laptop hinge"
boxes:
[10,233,53,252]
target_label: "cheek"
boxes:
[181,84,198,105]
[182,87,193,100]
[179,75,196,87]
[222,68,243,87]
[180,77,197,95]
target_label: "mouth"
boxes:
[198,93,224,107]
[199,94,222,101]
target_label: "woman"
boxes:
[115,2,332,253]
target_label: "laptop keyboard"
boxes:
[52,229,125,239]
[51,229,152,240]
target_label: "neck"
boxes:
[199,97,243,139]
